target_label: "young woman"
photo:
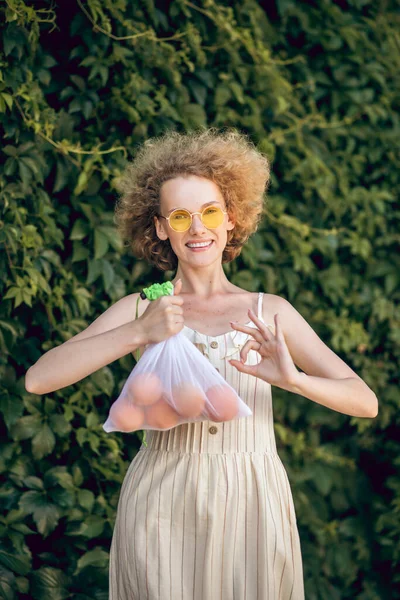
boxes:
[108,128,378,599]
[26,128,378,599]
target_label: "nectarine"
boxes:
[127,372,163,406]
[144,395,181,430]
[205,384,239,422]
[109,400,145,432]
[171,382,206,418]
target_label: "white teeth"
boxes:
[187,241,213,248]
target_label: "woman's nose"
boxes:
[189,214,206,232]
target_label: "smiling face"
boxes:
[154,175,235,265]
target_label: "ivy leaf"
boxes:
[69,515,105,538]
[94,229,109,259]
[312,464,334,496]
[0,550,31,576]
[19,491,61,536]
[215,84,231,106]
[77,489,95,512]
[44,467,75,490]
[86,259,102,285]
[10,414,43,441]
[48,414,72,437]
[0,394,24,429]
[101,259,115,292]
[182,103,207,128]
[53,159,70,193]
[187,79,207,106]
[70,219,89,241]
[31,424,56,460]
[75,548,109,573]
[24,476,44,491]
[30,566,69,600]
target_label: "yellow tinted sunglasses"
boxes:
[158,205,228,232]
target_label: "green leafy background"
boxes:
[1,0,399,598]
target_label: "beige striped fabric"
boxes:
[109,292,304,599]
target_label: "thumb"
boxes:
[228,359,258,377]
[174,278,182,295]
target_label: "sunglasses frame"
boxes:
[157,205,228,232]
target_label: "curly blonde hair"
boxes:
[114,127,270,271]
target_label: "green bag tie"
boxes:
[140,281,174,301]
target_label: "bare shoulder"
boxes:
[260,292,284,326]
[261,292,310,334]
[263,293,362,380]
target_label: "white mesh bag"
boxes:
[103,329,252,433]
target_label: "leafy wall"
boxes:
[1,0,399,598]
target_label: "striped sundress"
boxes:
[109,291,305,599]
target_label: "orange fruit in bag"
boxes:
[144,395,180,429]
[127,372,164,406]
[171,382,206,418]
[205,384,239,422]
[109,400,145,432]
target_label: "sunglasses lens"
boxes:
[170,210,192,231]
[202,206,224,228]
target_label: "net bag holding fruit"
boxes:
[102,282,252,433]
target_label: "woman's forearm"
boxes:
[25,320,146,395]
[287,372,378,418]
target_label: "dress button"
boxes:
[209,426,218,434]
[210,341,218,349]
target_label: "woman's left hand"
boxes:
[228,309,300,392]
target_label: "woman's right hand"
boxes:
[137,279,184,344]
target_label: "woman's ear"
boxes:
[154,215,168,241]
[226,213,235,232]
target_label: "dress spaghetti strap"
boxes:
[257,291,264,320]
